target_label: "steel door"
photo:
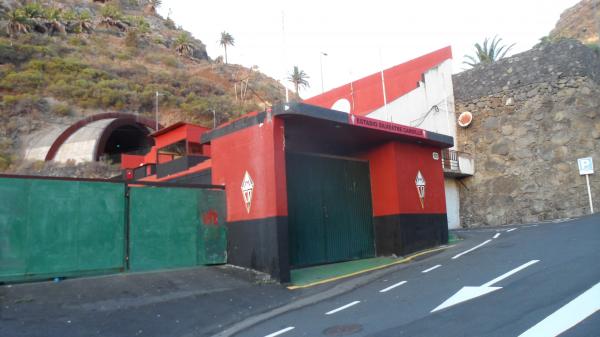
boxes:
[287,152,375,267]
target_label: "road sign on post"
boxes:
[577,157,594,214]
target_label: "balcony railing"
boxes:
[442,149,474,177]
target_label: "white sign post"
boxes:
[577,157,594,214]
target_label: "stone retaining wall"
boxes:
[453,40,600,227]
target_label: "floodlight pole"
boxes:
[320,52,328,93]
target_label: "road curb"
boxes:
[207,245,454,337]
[287,245,453,290]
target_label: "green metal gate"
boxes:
[0,177,126,282]
[286,153,375,267]
[128,186,227,272]
[0,175,227,282]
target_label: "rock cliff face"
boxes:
[550,0,599,45]
[453,39,600,227]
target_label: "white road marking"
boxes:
[432,260,540,312]
[264,326,295,337]
[325,301,361,315]
[506,228,517,232]
[493,233,501,239]
[452,240,492,259]
[482,260,539,287]
[518,281,600,337]
[379,281,407,293]
[422,265,442,273]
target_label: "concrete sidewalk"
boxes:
[0,266,301,337]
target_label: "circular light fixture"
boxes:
[458,111,473,128]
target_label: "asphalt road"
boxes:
[235,214,600,337]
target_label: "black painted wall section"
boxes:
[373,214,448,257]
[226,216,290,282]
[169,169,212,185]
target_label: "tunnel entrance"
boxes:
[97,124,153,163]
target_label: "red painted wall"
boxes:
[362,141,446,216]
[305,46,452,116]
[210,115,288,222]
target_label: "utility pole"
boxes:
[155,91,160,131]
[320,52,328,93]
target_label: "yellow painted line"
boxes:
[287,245,454,290]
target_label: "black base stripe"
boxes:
[373,213,448,257]
[227,216,290,282]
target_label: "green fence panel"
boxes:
[0,177,125,282]
[198,189,227,265]
[0,178,30,279]
[128,187,226,272]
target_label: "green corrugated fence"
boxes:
[0,176,227,283]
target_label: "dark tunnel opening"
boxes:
[99,124,154,163]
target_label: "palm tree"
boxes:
[6,9,29,37]
[74,11,94,34]
[219,31,234,64]
[463,36,515,67]
[44,7,66,35]
[288,66,310,95]
[99,4,128,32]
[174,32,194,57]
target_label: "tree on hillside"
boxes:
[174,32,194,57]
[99,4,128,31]
[64,10,94,34]
[219,31,234,64]
[463,36,515,67]
[146,0,162,13]
[43,7,66,35]
[288,66,310,95]
[6,9,29,37]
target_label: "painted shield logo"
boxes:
[241,171,254,213]
[415,171,426,209]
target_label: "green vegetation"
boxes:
[463,36,515,67]
[174,32,194,57]
[0,1,283,172]
[586,43,600,57]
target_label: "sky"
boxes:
[158,0,581,98]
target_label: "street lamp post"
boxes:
[155,91,164,131]
[320,52,328,93]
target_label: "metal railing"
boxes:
[442,149,460,171]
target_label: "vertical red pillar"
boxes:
[210,112,290,281]
[363,141,448,256]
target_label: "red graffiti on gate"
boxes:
[202,210,219,226]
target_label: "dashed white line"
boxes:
[422,265,442,273]
[507,228,517,232]
[379,281,407,293]
[493,233,501,239]
[452,239,492,259]
[325,301,361,315]
[481,260,539,287]
[264,326,295,337]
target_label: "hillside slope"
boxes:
[549,0,599,45]
[0,0,286,172]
